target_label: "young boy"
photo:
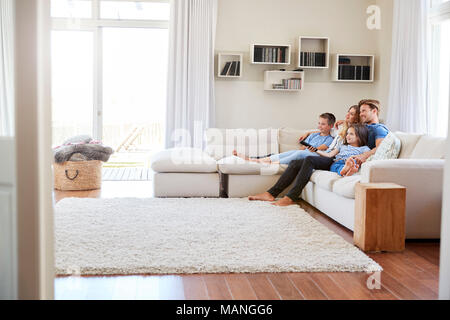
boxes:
[234,113,336,164]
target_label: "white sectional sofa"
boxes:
[151,128,446,239]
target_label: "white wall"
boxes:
[439,97,450,300]
[214,0,393,129]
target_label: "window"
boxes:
[51,30,94,144]
[51,0,170,167]
[51,0,92,18]
[101,1,170,20]
[428,1,450,137]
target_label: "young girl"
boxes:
[316,124,370,176]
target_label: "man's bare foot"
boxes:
[339,166,349,176]
[345,163,360,177]
[339,163,351,176]
[271,196,295,206]
[248,192,275,201]
[339,158,356,176]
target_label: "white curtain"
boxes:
[386,0,429,133]
[165,0,218,149]
[0,0,14,137]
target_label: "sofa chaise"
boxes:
[151,128,446,239]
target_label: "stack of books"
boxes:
[338,65,371,80]
[254,47,288,63]
[300,52,326,67]
[220,61,241,76]
[272,78,302,90]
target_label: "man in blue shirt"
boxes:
[350,99,389,162]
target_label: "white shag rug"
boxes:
[54,198,382,275]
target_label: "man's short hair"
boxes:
[359,99,380,115]
[320,113,336,126]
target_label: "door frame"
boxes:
[15,0,54,300]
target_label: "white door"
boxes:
[0,137,17,299]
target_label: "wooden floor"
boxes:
[54,181,441,300]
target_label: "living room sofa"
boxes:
[151,128,446,239]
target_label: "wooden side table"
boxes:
[354,183,406,252]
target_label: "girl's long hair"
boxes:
[339,105,361,140]
[345,124,369,147]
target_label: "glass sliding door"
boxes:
[102,27,168,159]
[50,0,170,171]
[51,30,94,146]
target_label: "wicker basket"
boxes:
[53,160,102,191]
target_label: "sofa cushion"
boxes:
[367,132,402,161]
[310,170,341,192]
[395,132,423,159]
[217,156,286,175]
[278,127,313,153]
[205,128,279,161]
[332,175,362,199]
[410,135,447,159]
[150,148,218,173]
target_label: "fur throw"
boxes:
[53,135,114,163]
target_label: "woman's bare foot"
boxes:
[271,196,295,206]
[248,192,275,201]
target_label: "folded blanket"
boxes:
[53,135,114,163]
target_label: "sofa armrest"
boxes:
[360,159,444,238]
[360,159,445,184]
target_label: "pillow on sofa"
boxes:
[205,128,279,161]
[278,127,315,153]
[410,135,447,159]
[151,148,218,173]
[367,131,402,161]
[394,131,423,159]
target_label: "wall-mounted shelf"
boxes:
[297,36,329,69]
[250,44,291,65]
[264,70,304,92]
[217,53,243,78]
[332,54,375,82]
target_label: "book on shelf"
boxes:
[254,46,287,63]
[300,52,326,67]
[355,65,362,80]
[338,65,371,80]
[278,78,302,90]
[254,47,263,62]
[228,61,237,76]
[363,66,370,80]
[220,62,232,76]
